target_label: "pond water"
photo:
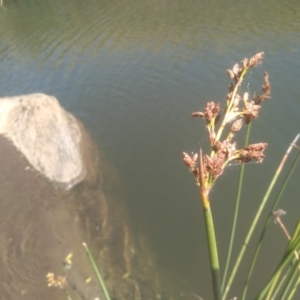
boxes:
[1,0,300,299]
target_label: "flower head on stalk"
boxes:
[184,52,271,196]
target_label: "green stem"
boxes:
[241,137,300,300]
[279,219,300,300]
[202,195,222,300]
[64,288,73,300]
[223,134,300,300]
[286,269,300,300]
[257,219,300,299]
[83,242,111,300]
[279,255,300,300]
[199,149,222,300]
[222,123,251,293]
[270,259,293,300]
[257,234,300,299]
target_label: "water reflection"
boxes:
[1,0,300,66]
[0,0,300,299]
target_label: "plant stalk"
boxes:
[83,242,111,300]
[223,134,300,300]
[222,123,251,293]
[199,150,222,300]
[241,135,300,300]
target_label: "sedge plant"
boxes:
[183,52,300,299]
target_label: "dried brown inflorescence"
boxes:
[183,52,271,193]
[231,118,243,133]
[235,143,268,163]
[242,101,262,124]
[183,151,200,184]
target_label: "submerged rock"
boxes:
[0,94,172,300]
[0,93,84,189]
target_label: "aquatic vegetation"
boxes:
[45,52,300,300]
[183,52,270,192]
[46,245,111,300]
[183,52,300,300]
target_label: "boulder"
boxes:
[0,93,85,189]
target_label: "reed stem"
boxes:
[240,135,300,300]
[83,242,111,300]
[223,134,300,300]
[199,150,222,300]
[222,123,251,293]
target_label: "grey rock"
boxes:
[0,93,84,189]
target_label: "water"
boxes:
[1,0,300,299]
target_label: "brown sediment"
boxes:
[0,132,170,300]
[0,134,103,300]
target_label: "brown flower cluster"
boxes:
[192,101,221,124]
[183,52,270,192]
[184,139,237,184]
[231,118,243,133]
[242,101,261,124]
[242,71,271,124]
[235,143,268,163]
[183,141,268,190]
[183,152,200,184]
[226,52,264,83]
[226,53,270,124]
[46,273,67,289]
[191,101,221,143]
[254,71,271,104]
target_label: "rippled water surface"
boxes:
[1,0,300,299]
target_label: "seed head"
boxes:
[231,118,243,133]
[235,143,268,163]
[242,101,261,124]
[248,52,264,67]
[183,152,195,168]
[191,111,205,117]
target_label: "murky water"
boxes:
[1,0,300,299]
